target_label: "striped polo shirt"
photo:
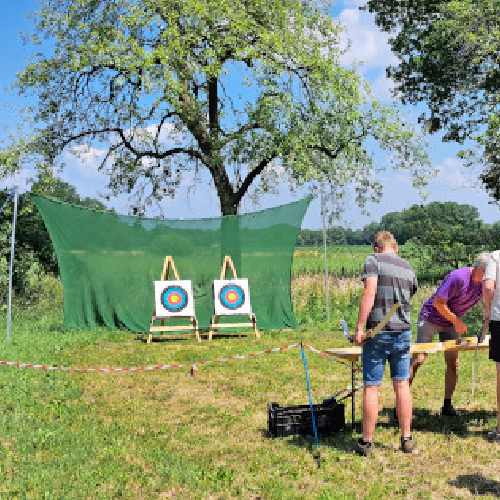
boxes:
[362,252,418,332]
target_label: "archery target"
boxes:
[213,279,252,315]
[154,280,195,317]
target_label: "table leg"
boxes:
[351,361,355,431]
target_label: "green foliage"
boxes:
[366,0,500,201]
[3,0,431,216]
[297,201,494,258]
[297,228,370,246]
[293,246,369,278]
[0,171,108,304]
[398,202,489,281]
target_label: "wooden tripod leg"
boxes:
[209,315,218,342]
[252,314,260,340]
[193,317,201,342]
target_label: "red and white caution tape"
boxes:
[0,360,187,372]
[190,343,300,376]
[302,344,361,371]
[0,343,354,374]
[0,343,301,374]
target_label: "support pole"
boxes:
[351,361,356,431]
[321,192,329,322]
[7,186,18,341]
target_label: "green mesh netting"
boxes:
[32,195,311,332]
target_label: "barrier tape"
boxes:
[302,344,361,371]
[0,343,355,374]
[190,343,300,376]
[0,343,301,374]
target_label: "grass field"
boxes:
[1,275,500,499]
[292,246,370,278]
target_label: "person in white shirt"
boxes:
[483,251,500,441]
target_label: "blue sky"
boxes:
[1,0,499,229]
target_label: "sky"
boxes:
[0,0,498,230]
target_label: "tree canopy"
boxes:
[366,0,500,200]
[1,0,431,216]
[298,200,490,251]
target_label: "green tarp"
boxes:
[32,195,311,332]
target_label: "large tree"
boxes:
[366,0,500,200]
[1,0,430,216]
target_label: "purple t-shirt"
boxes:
[419,267,482,327]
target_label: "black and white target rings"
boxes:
[154,280,195,317]
[213,279,252,315]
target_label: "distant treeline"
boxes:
[297,201,500,248]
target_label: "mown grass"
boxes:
[0,278,499,499]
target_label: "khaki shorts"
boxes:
[416,318,459,343]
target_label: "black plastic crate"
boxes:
[268,399,345,438]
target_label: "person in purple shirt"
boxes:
[409,253,490,417]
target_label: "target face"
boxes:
[219,284,245,310]
[154,280,195,317]
[162,286,188,312]
[213,279,252,315]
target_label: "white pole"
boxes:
[321,191,329,323]
[7,186,18,341]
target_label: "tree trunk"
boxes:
[220,215,241,277]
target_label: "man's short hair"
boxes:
[475,251,490,270]
[373,231,398,251]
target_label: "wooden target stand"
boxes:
[147,256,200,343]
[208,255,259,341]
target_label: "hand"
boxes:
[453,318,468,335]
[354,329,366,346]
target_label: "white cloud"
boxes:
[338,8,398,70]
[65,145,109,180]
[434,158,470,190]
[369,73,396,101]
[0,169,30,194]
[342,0,368,6]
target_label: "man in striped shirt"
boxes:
[355,231,418,456]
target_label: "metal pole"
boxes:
[352,361,356,430]
[321,192,329,322]
[7,186,18,341]
[301,343,320,467]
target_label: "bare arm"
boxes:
[432,295,467,334]
[483,279,495,321]
[355,276,377,346]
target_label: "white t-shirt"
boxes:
[484,250,500,321]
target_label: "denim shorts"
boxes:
[362,330,412,386]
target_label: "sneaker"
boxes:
[441,404,459,417]
[488,430,500,442]
[401,435,415,454]
[355,438,373,456]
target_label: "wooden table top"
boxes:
[326,335,490,363]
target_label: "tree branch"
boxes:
[235,154,277,205]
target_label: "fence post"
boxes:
[321,192,329,322]
[7,186,18,341]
